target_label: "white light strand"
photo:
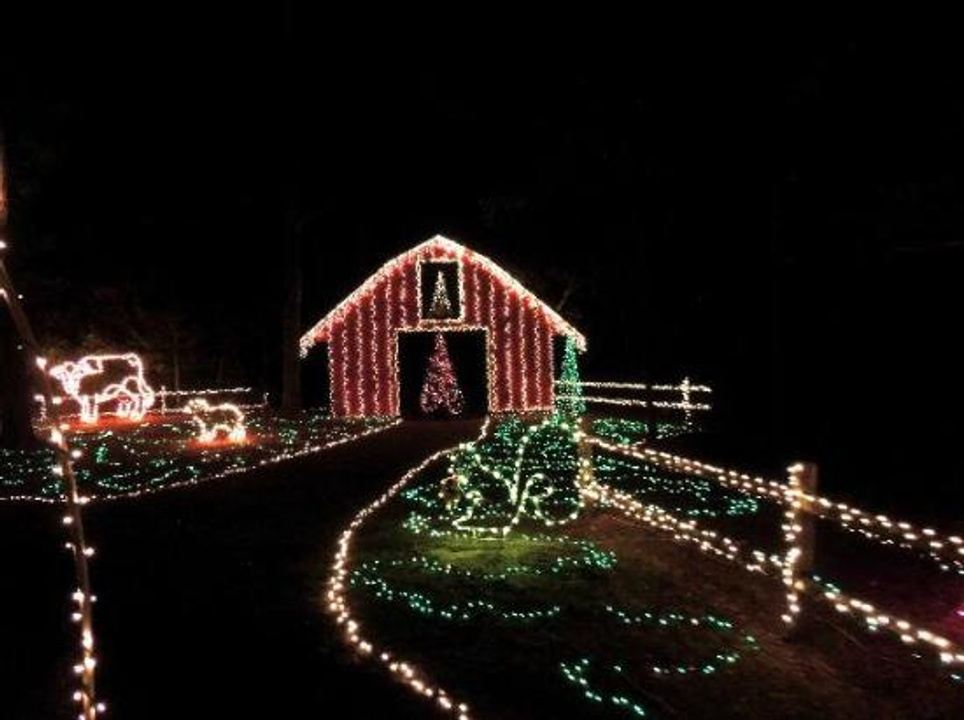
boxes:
[781,464,805,626]
[1,254,103,719]
[49,353,156,424]
[557,380,712,393]
[1,420,399,505]
[591,437,964,668]
[814,586,964,666]
[326,421,493,720]
[300,235,584,355]
[555,378,713,413]
[184,398,247,443]
[581,473,779,576]
[590,438,964,566]
[558,395,650,408]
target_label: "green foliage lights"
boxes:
[350,535,615,622]
[422,415,587,536]
[595,454,760,520]
[555,336,586,417]
[0,411,396,502]
[591,417,691,445]
[558,605,757,716]
[337,416,767,720]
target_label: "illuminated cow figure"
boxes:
[185,398,246,444]
[49,353,156,423]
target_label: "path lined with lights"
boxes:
[332,416,772,719]
[333,416,964,719]
[0,412,397,504]
[2,418,482,719]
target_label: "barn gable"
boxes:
[299,235,585,417]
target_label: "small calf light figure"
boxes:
[185,398,247,444]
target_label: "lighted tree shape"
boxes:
[427,272,454,319]
[556,336,586,418]
[439,416,582,535]
[420,332,464,416]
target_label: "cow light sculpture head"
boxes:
[49,353,155,424]
[185,398,247,444]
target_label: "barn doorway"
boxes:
[397,330,488,418]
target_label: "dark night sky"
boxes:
[2,26,964,518]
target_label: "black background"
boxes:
[3,22,964,520]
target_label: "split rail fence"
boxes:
[584,434,964,672]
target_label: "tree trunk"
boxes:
[170,320,181,391]
[280,192,302,415]
[0,133,38,449]
[0,306,38,448]
[279,1,302,417]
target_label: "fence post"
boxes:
[783,461,818,637]
[680,376,693,427]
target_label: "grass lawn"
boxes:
[346,452,964,719]
[0,409,394,500]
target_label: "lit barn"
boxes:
[299,235,586,417]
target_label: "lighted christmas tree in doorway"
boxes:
[420,332,464,416]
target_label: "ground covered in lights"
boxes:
[0,409,393,500]
[343,421,964,719]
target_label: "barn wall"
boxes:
[324,246,563,417]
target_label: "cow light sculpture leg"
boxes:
[49,353,156,424]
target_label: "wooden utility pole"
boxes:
[791,462,818,578]
[0,132,103,719]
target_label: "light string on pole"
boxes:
[0,245,104,717]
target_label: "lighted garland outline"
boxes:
[443,415,585,536]
[300,236,584,417]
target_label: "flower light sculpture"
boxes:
[49,353,155,424]
[185,398,247,444]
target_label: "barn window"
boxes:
[419,261,461,321]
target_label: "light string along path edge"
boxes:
[326,422,496,720]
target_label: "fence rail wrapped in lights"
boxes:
[587,434,964,672]
[35,386,269,420]
[556,378,713,415]
[590,437,964,567]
